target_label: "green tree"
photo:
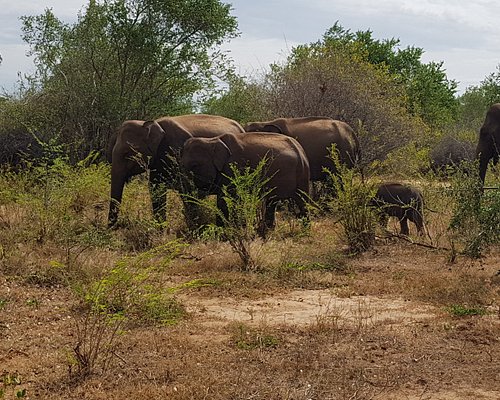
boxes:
[18,0,238,158]
[458,65,500,132]
[202,74,269,124]
[322,22,458,129]
[258,26,430,165]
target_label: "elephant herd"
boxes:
[108,104,500,236]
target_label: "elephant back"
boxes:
[169,114,245,137]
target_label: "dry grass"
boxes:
[1,174,500,400]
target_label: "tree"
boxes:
[322,22,458,129]
[18,0,238,158]
[202,74,269,124]
[258,27,430,165]
[458,65,500,132]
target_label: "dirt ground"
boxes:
[1,230,500,399]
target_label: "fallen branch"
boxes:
[376,232,451,251]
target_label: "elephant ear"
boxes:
[213,134,240,171]
[263,124,283,134]
[156,118,193,150]
[142,120,166,156]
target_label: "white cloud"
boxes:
[0,0,499,93]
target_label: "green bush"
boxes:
[71,241,186,378]
[325,147,377,253]
[187,159,272,271]
[448,162,500,258]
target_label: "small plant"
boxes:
[231,323,280,350]
[186,159,272,271]
[26,298,40,308]
[0,298,7,310]
[325,146,377,253]
[447,304,488,317]
[0,371,27,399]
[280,261,345,272]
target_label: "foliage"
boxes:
[14,0,238,159]
[457,64,500,133]
[71,241,186,378]
[188,159,272,271]
[448,162,500,258]
[322,23,458,129]
[325,146,377,253]
[0,372,27,399]
[447,304,487,317]
[0,146,113,281]
[257,25,431,166]
[202,74,270,124]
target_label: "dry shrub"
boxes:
[429,134,475,173]
[263,44,430,166]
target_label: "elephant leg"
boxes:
[412,211,425,236]
[399,216,409,236]
[216,194,229,227]
[265,201,278,233]
[378,213,389,230]
[256,200,276,238]
[149,169,168,224]
[293,194,310,229]
[181,190,207,231]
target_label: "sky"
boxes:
[0,0,499,94]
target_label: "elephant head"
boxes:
[181,134,241,194]
[108,120,167,226]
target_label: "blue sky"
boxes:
[1,0,499,94]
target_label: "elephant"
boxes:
[180,132,310,235]
[243,117,361,182]
[107,114,245,227]
[476,103,500,184]
[371,183,424,236]
[429,135,475,175]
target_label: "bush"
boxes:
[326,147,377,253]
[429,135,475,174]
[71,241,186,379]
[187,159,272,271]
[448,162,500,258]
[0,150,112,273]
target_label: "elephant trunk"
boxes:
[108,167,127,227]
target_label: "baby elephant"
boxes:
[371,183,424,236]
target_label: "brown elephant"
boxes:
[180,132,310,234]
[244,117,360,182]
[108,114,244,227]
[476,103,500,184]
[371,183,424,236]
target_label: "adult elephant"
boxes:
[180,132,310,235]
[244,117,360,182]
[476,103,500,184]
[108,114,244,227]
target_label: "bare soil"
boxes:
[1,227,500,399]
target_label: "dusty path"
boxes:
[184,289,439,327]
